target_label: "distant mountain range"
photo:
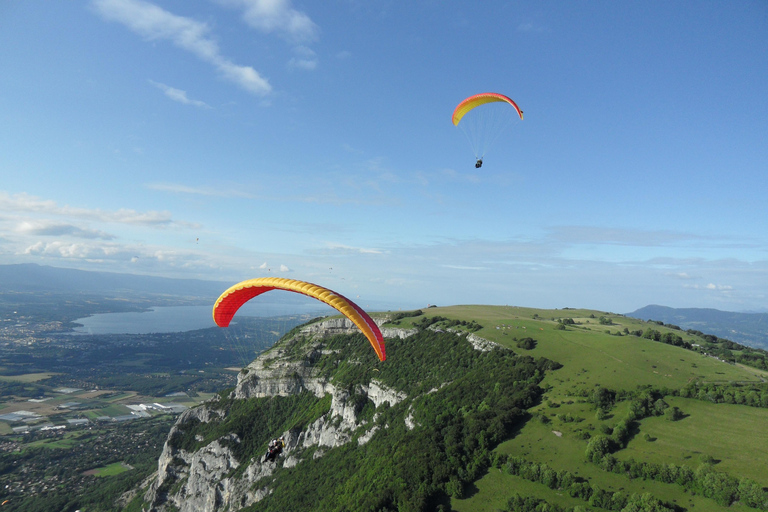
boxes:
[3,265,766,348]
[627,304,768,350]
[0,263,227,300]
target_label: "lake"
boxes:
[72,302,333,335]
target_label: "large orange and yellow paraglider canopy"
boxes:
[452,92,523,126]
[212,277,386,361]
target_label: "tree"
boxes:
[664,406,683,421]
[516,337,537,350]
[586,435,612,463]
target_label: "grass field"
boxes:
[387,306,768,512]
[0,372,58,382]
[457,418,737,512]
[403,306,761,392]
[620,396,768,487]
[452,468,590,512]
[83,461,132,477]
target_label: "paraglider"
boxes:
[264,437,285,463]
[452,92,523,167]
[212,277,386,361]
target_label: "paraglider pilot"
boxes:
[264,437,285,463]
[475,158,483,168]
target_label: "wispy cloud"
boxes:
[92,0,271,95]
[217,0,319,69]
[149,80,210,108]
[149,178,391,206]
[441,264,488,271]
[684,282,734,291]
[669,272,696,280]
[288,45,318,70]
[0,191,195,228]
[218,0,319,43]
[548,226,709,247]
[24,240,121,260]
[322,243,385,255]
[18,240,220,275]
[253,261,291,273]
[16,221,114,240]
[145,182,257,199]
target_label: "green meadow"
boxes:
[86,461,132,477]
[386,306,768,512]
[0,372,58,383]
[621,397,768,486]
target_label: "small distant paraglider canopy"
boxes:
[212,277,386,361]
[452,92,523,166]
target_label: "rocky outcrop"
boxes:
[141,317,484,512]
[301,316,416,341]
[143,317,411,512]
[467,333,501,351]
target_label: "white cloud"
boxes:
[16,221,114,240]
[322,243,384,255]
[288,45,318,70]
[441,264,487,271]
[23,240,136,261]
[279,264,290,272]
[145,182,257,198]
[217,0,319,69]
[219,0,319,43]
[149,80,210,108]
[92,0,271,95]
[0,191,193,228]
[547,225,705,247]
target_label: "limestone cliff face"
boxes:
[142,317,493,512]
[142,318,414,512]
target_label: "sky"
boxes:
[1,1,767,314]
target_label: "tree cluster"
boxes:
[498,456,677,512]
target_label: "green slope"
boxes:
[140,305,768,512]
[399,306,768,512]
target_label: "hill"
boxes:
[627,305,768,350]
[127,306,768,512]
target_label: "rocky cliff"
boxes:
[141,317,424,512]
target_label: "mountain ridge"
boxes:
[0,263,227,299]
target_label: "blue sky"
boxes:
[1,0,766,313]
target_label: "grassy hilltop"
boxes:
[391,306,768,512]
[136,305,768,512]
